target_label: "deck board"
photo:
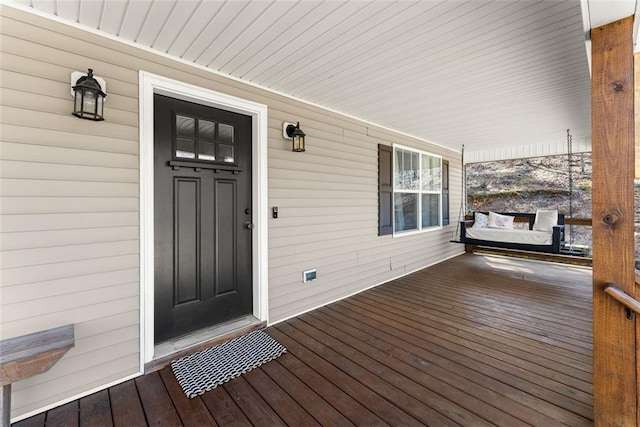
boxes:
[135,372,181,425]
[295,313,525,426]
[79,390,112,427]
[267,352,381,425]
[280,320,474,426]
[200,385,251,426]
[158,368,218,426]
[223,376,286,426]
[362,288,593,389]
[241,368,320,427]
[270,326,425,426]
[13,254,594,426]
[44,401,78,426]
[314,305,569,426]
[329,298,593,426]
[108,380,147,427]
[11,412,44,427]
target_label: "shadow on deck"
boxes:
[15,253,593,426]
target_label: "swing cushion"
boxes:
[472,212,489,228]
[533,209,558,232]
[465,227,553,245]
[487,212,515,229]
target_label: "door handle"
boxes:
[244,222,254,230]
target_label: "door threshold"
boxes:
[146,315,265,373]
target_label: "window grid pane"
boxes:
[395,149,420,190]
[219,144,234,163]
[173,115,239,165]
[392,146,443,233]
[176,138,195,159]
[198,120,215,140]
[218,123,234,144]
[198,141,216,161]
[421,154,441,191]
[421,194,440,228]
[176,115,195,138]
[394,193,418,232]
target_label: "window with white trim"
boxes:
[393,145,442,234]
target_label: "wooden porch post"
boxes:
[591,16,637,426]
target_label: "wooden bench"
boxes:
[0,324,74,425]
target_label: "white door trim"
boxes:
[138,71,269,368]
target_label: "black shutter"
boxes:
[442,160,450,225]
[379,144,393,235]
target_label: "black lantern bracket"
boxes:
[70,70,107,99]
[282,121,306,152]
[71,69,107,121]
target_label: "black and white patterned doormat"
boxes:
[171,330,286,398]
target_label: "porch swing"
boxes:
[452,133,572,255]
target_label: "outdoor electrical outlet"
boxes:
[303,269,317,283]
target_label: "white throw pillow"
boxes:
[472,212,489,228]
[533,209,558,232]
[488,211,515,229]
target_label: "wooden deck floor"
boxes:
[14,254,593,426]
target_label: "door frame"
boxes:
[138,71,269,368]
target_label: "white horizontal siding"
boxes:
[1,254,139,288]
[0,142,138,168]
[1,295,139,339]
[1,123,139,154]
[2,282,138,323]
[267,109,463,322]
[0,197,139,215]
[0,179,139,197]
[0,6,143,419]
[1,212,139,232]
[1,240,139,269]
[2,269,140,304]
[1,4,463,420]
[0,105,138,140]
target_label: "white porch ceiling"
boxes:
[10,0,595,155]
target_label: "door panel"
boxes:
[215,179,237,296]
[154,94,253,344]
[174,177,200,306]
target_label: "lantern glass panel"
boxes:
[74,92,83,115]
[82,91,96,113]
[293,135,304,152]
[97,97,104,118]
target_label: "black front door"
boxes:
[154,94,253,344]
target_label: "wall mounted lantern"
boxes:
[71,69,106,121]
[283,121,306,152]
